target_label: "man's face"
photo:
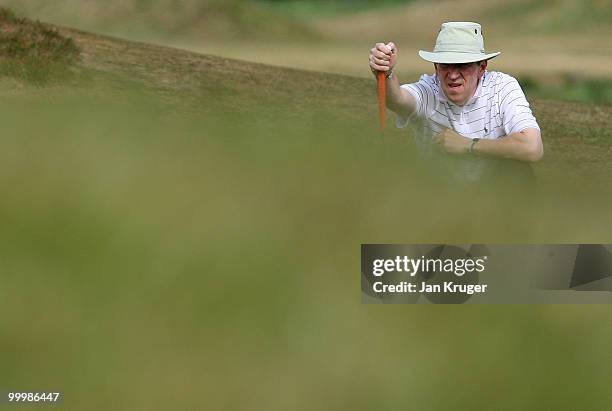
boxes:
[435,61,487,106]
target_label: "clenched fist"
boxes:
[433,129,472,154]
[369,42,398,76]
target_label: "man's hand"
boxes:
[369,42,398,76]
[433,129,472,154]
[368,41,417,119]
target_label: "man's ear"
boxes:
[479,60,488,74]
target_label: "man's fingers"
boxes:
[372,56,389,66]
[369,63,390,72]
[380,42,394,55]
[369,56,391,73]
[371,48,390,60]
[375,42,393,56]
[370,42,396,75]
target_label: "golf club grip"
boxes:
[377,71,386,132]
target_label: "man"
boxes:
[369,22,543,183]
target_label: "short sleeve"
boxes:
[499,76,540,135]
[396,75,436,128]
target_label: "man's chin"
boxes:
[446,94,464,104]
[448,95,461,101]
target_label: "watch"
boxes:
[469,138,480,154]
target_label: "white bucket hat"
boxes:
[418,22,500,64]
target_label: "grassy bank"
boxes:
[520,75,612,107]
[0,0,317,42]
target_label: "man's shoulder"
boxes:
[401,74,439,99]
[485,71,521,89]
[408,73,437,88]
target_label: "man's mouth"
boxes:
[448,83,462,89]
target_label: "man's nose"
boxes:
[448,68,461,79]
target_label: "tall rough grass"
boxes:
[0,8,80,84]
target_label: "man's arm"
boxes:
[369,42,417,119]
[436,128,544,162]
[473,128,543,162]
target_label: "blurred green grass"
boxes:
[0,0,317,42]
[1,71,612,409]
[487,0,612,32]
[521,75,612,107]
[258,0,417,17]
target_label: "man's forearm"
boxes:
[472,129,543,162]
[383,72,415,118]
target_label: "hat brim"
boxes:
[418,50,501,64]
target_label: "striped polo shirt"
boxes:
[397,71,540,182]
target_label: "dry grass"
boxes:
[49,24,612,177]
[0,7,80,83]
